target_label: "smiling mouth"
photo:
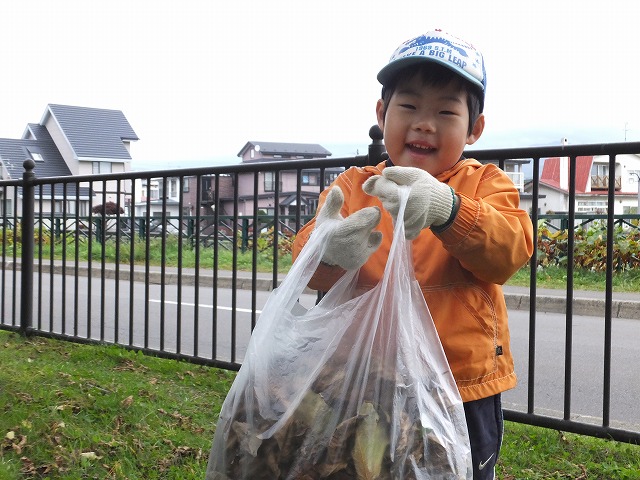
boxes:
[407,143,436,153]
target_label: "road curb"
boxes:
[504,293,640,319]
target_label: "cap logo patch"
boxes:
[377,30,486,105]
[397,34,469,60]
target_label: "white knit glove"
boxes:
[363,166,455,240]
[316,187,382,270]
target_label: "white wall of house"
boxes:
[43,115,78,175]
[533,185,568,214]
[133,177,183,220]
[527,186,640,216]
[525,154,640,214]
[610,154,640,195]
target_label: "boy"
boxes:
[292,30,534,479]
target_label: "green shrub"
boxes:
[536,220,640,272]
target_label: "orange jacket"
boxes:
[292,159,534,402]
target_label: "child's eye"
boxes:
[399,104,416,110]
[440,110,456,115]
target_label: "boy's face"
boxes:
[376,75,485,176]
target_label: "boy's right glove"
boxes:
[363,166,455,240]
[316,187,382,270]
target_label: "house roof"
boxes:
[540,156,593,193]
[237,141,332,159]
[0,124,89,197]
[0,124,73,179]
[39,104,138,161]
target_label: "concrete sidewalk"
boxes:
[11,260,640,319]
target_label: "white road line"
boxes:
[148,299,261,314]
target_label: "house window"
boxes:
[92,162,112,174]
[0,199,12,216]
[577,200,608,213]
[183,179,189,192]
[324,172,339,186]
[258,207,275,217]
[170,178,178,198]
[263,172,282,192]
[264,172,278,192]
[302,172,319,186]
[591,164,608,177]
[143,180,160,200]
[27,148,44,162]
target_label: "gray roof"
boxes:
[0,124,88,197]
[237,141,332,158]
[44,104,138,160]
[0,124,72,179]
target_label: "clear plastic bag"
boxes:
[206,187,472,479]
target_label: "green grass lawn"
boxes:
[507,264,640,293]
[1,331,639,479]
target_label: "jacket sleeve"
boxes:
[435,164,534,285]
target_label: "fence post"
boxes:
[187,217,195,248]
[95,217,104,245]
[241,218,249,253]
[139,218,146,239]
[367,125,386,165]
[20,159,35,336]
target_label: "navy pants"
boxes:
[463,394,503,480]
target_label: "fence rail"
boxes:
[2,127,640,444]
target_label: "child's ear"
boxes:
[466,113,485,145]
[375,99,385,131]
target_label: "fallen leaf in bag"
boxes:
[215,358,466,479]
[231,421,261,457]
[352,402,389,480]
[321,415,358,476]
[295,390,331,427]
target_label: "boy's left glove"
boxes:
[316,187,382,270]
[363,166,455,240]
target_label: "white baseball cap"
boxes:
[377,30,486,110]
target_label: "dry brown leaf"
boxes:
[14,392,33,403]
[113,359,148,373]
[157,408,191,426]
[120,395,134,408]
[8,434,28,455]
[231,421,262,457]
[352,402,389,480]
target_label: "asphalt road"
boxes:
[3,272,639,433]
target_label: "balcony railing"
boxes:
[591,174,622,190]
[505,170,524,191]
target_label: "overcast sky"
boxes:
[2,1,639,170]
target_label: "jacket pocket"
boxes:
[424,285,499,384]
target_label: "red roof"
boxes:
[540,156,593,193]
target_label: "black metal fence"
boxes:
[1,126,640,444]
